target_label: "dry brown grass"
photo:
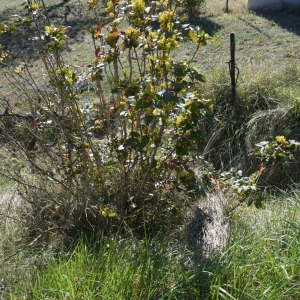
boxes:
[184,191,229,263]
[0,179,24,260]
[205,0,248,16]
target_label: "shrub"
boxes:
[0,0,213,244]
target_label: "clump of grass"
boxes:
[206,61,300,116]
[201,61,300,171]
[210,190,300,299]
[5,189,300,300]
[29,233,212,300]
[0,177,40,300]
[238,62,300,112]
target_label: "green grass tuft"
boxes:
[210,191,300,300]
[30,233,211,300]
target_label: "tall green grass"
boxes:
[5,190,300,300]
[210,191,300,300]
[206,63,300,115]
[30,233,211,300]
[202,62,300,170]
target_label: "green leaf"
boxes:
[103,194,109,204]
[181,28,191,38]
[130,131,140,138]
[142,100,153,108]
[176,143,189,155]
[147,55,155,61]
[165,31,173,38]
[151,158,157,169]
[188,30,197,43]
[139,135,150,150]
[247,199,253,206]
[198,38,207,46]
[136,98,153,109]
[254,198,266,209]
[135,99,143,109]
[101,208,116,218]
[194,73,206,82]
[124,137,138,149]
[145,115,154,125]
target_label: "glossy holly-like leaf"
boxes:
[145,114,154,125]
[151,158,157,169]
[139,135,150,150]
[124,137,139,149]
[130,131,140,137]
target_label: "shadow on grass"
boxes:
[259,5,300,36]
[0,1,108,64]
[237,16,271,38]
[189,16,223,37]
[181,206,221,299]
[0,0,221,66]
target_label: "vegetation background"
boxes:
[1,0,300,299]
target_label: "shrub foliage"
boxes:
[0,0,213,243]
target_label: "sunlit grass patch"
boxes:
[210,191,300,300]
[30,233,212,300]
